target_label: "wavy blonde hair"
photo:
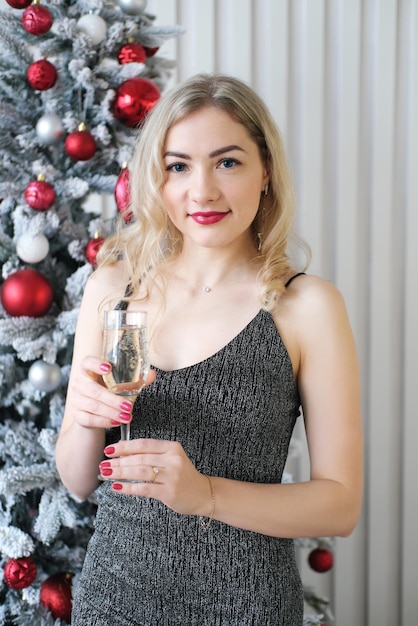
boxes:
[98,73,309,310]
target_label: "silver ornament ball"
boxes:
[77,14,107,46]
[36,113,64,145]
[118,0,147,16]
[29,360,62,393]
[16,232,49,264]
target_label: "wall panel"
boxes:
[400,1,418,623]
[367,0,402,622]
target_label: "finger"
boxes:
[101,452,166,472]
[69,377,134,431]
[99,461,162,484]
[72,409,117,431]
[111,479,160,497]
[81,355,110,380]
[83,360,157,385]
[104,438,180,457]
[72,375,132,414]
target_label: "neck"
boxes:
[166,242,260,295]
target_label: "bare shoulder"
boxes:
[84,260,129,305]
[285,273,353,341]
[286,273,356,359]
[273,274,353,374]
[284,273,347,318]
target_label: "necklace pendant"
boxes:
[203,286,211,293]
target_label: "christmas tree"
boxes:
[0,0,182,622]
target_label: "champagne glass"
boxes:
[101,309,150,441]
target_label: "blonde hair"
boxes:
[98,73,309,310]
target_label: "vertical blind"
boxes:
[154,1,418,624]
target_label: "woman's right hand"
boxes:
[68,356,156,431]
[68,356,133,431]
[56,355,156,500]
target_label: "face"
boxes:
[161,107,269,251]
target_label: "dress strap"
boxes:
[114,284,133,310]
[285,272,306,288]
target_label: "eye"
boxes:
[166,162,187,173]
[218,158,239,169]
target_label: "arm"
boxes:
[103,276,363,539]
[55,265,134,500]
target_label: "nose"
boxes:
[189,169,219,204]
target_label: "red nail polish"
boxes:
[100,363,111,373]
[119,411,131,422]
[99,461,111,468]
[104,445,116,455]
[112,483,123,491]
[120,401,132,412]
[111,420,120,426]
[101,467,113,477]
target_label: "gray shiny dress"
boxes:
[71,309,303,625]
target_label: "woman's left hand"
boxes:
[99,438,211,517]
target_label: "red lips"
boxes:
[189,211,229,225]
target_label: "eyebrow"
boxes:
[163,144,246,159]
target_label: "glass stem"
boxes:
[120,423,130,441]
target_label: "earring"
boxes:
[257,185,268,251]
[257,204,265,252]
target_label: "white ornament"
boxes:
[118,0,147,16]
[77,14,107,46]
[28,360,62,393]
[36,113,64,145]
[16,232,49,264]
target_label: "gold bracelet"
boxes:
[199,475,215,531]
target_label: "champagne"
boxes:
[102,325,149,397]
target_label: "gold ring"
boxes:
[151,467,159,483]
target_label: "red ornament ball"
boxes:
[65,127,97,161]
[85,236,105,265]
[4,557,37,590]
[1,269,54,318]
[118,42,146,64]
[24,178,56,211]
[27,59,57,91]
[114,166,132,222]
[308,547,334,573]
[40,572,73,623]
[5,0,32,8]
[112,77,160,127]
[22,4,53,35]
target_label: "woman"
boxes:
[56,73,363,625]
